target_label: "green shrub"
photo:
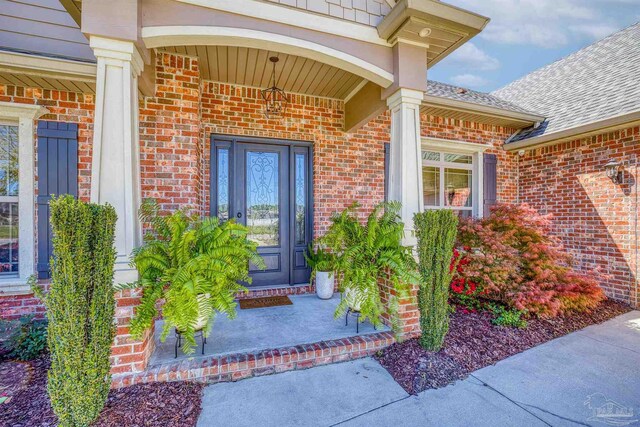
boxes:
[3,315,48,361]
[320,202,418,327]
[414,209,458,351]
[489,304,528,329]
[120,199,264,354]
[34,195,117,427]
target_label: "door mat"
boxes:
[239,295,293,309]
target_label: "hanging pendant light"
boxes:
[261,56,288,119]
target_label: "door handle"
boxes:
[237,212,242,219]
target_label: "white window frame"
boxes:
[0,102,47,293]
[421,137,489,218]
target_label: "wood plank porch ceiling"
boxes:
[160,45,367,101]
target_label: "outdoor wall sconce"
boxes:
[604,159,623,184]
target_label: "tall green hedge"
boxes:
[414,209,458,351]
[38,195,117,427]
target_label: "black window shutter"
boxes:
[37,121,78,279]
[483,153,497,217]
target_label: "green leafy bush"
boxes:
[121,199,264,354]
[320,202,418,327]
[489,304,528,328]
[414,209,459,351]
[34,195,117,427]
[3,315,48,361]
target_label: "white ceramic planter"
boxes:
[315,271,335,299]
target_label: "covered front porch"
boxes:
[114,293,394,387]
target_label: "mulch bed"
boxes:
[375,298,632,395]
[0,357,204,427]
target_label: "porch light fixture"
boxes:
[604,159,623,184]
[261,56,288,119]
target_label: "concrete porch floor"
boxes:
[149,294,389,367]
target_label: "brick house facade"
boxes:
[0,0,637,381]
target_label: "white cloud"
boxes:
[450,74,490,88]
[569,24,621,40]
[445,43,500,71]
[447,0,631,48]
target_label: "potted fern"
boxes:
[320,202,419,327]
[305,245,335,299]
[119,199,264,354]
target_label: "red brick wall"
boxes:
[139,54,202,214]
[518,126,639,306]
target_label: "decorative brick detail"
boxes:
[110,331,395,388]
[517,126,640,306]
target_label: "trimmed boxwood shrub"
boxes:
[35,195,117,427]
[414,209,458,351]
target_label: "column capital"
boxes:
[89,36,144,76]
[386,88,425,109]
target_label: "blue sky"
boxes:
[428,0,640,93]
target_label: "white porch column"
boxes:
[386,88,424,246]
[89,36,143,283]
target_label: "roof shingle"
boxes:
[426,80,540,116]
[492,22,640,143]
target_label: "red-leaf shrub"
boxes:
[455,204,604,317]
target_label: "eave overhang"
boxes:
[377,0,490,67]
[504,110,640,151]
[423,94,546,128]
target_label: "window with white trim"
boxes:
[421,138,486,218]
[0,123,19,275]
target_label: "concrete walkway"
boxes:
[197,311,640,427]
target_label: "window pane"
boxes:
[444,153,472,164]
[246,151,279,247]
[216,148,229,221]
[422,151,440,162]
[444,168,472,208]
[295,153,306,245]
[422,166,440,207]
[0,125,19,197]
[0,202,18,275]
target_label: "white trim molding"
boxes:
[174,0,390,46]
[0,102,48,293]
[142,26,395,88]
[421,137,487,218]
[0,51,96,83]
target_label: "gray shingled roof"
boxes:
[492,22,640,143]
[426,80,540,116]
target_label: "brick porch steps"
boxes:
[110,331,395,389]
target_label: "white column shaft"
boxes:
[90,36,143,283]
[387,88,424,246]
